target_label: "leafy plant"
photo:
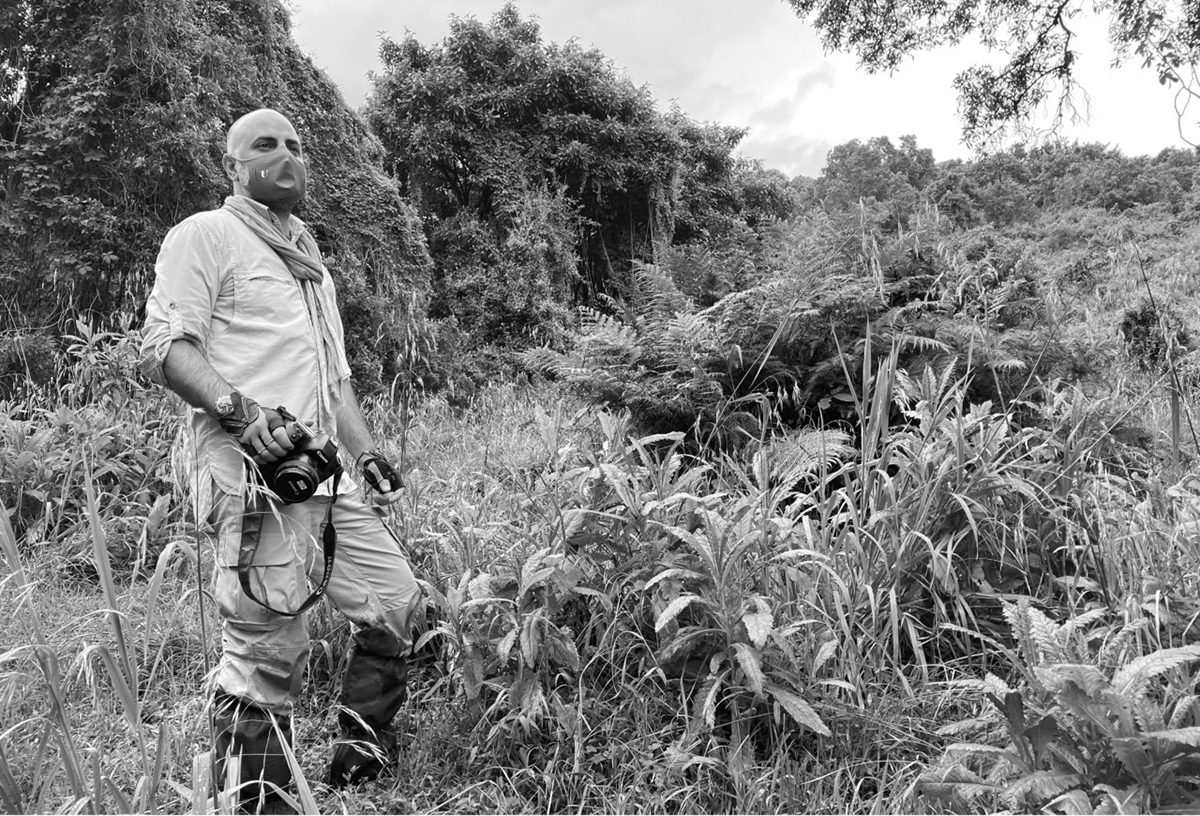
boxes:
[920,600,1200,813]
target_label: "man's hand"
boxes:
[357,450,403,506]
[219,394,294,464]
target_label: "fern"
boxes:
[1002,770,1084,810]
[1112,646,1200,699]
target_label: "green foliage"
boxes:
[920,601,1200,813]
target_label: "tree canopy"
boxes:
[363,4,772,351]
[784,0,1200,147]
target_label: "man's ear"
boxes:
[221,154,239,182]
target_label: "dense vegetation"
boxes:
[4,1,1200,814]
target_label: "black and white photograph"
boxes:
[4,1,1200,813]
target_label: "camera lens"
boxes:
[271,458,319,503]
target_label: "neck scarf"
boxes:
[221,195,349,422]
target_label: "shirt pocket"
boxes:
[234,262,304,326]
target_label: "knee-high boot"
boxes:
[328,649,408,787]
[213,690,294,813]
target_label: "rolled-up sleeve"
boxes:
[139,217,224,385]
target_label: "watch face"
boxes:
[216,395,234,416]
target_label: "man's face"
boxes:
[226,113,303,167]
[223,110,307,207]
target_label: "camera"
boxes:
[258,407,341,504]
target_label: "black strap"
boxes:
[237,469,342,617]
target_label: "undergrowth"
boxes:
[3,312,1199,814]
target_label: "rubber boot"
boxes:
[213,691,295,814]
[328,652,408,787]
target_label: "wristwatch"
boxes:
[215,392,237,420]
[215,390,259,435]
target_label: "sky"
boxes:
[288,0,1191,178]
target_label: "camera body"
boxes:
[258,408,340,504]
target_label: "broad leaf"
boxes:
[763,682,830,736]
[741,602,774,649]
[733,643,765,694]
[655,595,703,632]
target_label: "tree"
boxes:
[0,0,431,391]
[366,4,683,313]
[816,134,936,229]
[784,0,1200,147]
[365,3,768,353]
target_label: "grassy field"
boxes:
[5,243,1200,814]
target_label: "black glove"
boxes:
[357,450,402,493]
[215,391,260,436]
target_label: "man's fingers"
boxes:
[239,414,288,462]
[262,433,288,458]
[269,424,295,453]
[371,489,403,507]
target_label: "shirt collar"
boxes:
[230,194,304,241]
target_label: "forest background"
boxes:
[5,0,1200,813]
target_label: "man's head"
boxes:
[223,108,307,211]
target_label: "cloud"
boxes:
[749,63,838,129]
[737,132,834,178]
[290,0,1189,174]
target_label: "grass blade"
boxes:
[83,465,138,698]
[0,742,23,813]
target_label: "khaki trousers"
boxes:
[208,484,421,713]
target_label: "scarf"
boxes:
[222,195,350,423]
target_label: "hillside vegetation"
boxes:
[4,2,1200,814]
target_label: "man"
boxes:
[140,108,421,810]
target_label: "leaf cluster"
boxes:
[921,601,1200,813]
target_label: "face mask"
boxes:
[234,148,307,207]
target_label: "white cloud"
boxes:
[289,0,1195,174]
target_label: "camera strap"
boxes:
[237,468,343,618]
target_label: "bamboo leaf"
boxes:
[521,611,543,667]
[701,673,725,728]
[143,541,181,659]
[95,646,141,736]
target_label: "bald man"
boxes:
[140,109,421,811]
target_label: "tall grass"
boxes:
[2,322,1198,813]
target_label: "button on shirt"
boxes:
[140,196,353,503]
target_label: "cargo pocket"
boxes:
[210,487,311,625]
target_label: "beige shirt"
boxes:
[140,196,353,505]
